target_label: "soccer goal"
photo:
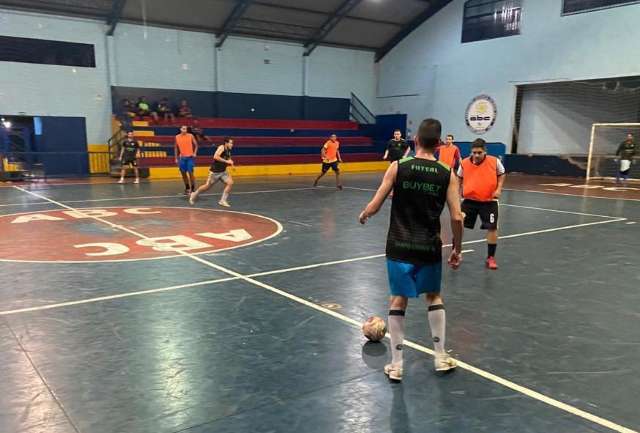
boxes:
[587,123,640,182]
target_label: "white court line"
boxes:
[498,203,621,219]
[340,184,640,204]
[1,177,193,188]
[0,186,315,208]
[401,339,637,433]
[1,217,623,313]
[0,277,236,316]
[249,249,476,279]
[504,187,640,202]
[0,249,475,317]
[0,201,49,208]
[338,186,377,192]
[62,186,316,203]
[340,186,630,219]
[9,185,636,433]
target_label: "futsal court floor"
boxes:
[0,173,638,433]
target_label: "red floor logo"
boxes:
[0,207,282,263]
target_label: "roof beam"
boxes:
[251,1,402,27]
[303,0,363,57]
[375,0,452,62]
[216,0,254,48]
[106,0,127,36]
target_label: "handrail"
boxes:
[350,92,375,119]
[350,92,376,124]
[107,127,126,161]
[350,104,370,124]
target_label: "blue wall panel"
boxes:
[112,87,217,118]
[303,97,350,121]
[38,116,89,176]
[504,154,586,176]
[111,87,351,121]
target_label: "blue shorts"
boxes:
[178,157,195,173]
[387,259,442,298]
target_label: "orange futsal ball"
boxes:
[362,316,387,342]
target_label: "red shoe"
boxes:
[486,256,498,270]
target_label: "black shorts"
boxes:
[462,199,498,230]
[322,161,340,173]
[122,159,137,167]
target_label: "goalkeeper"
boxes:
[616,133,637,184]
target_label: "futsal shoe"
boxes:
[434,353,457,372]
[486,256,498,270]
[218,200,231,208]
[133,178,140,184]
[384,363,403,382]
[117,178,124,184]
[337,184,343,190]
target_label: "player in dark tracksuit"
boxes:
[616,133,636,184]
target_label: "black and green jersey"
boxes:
[617,140,637,160]
[121,139,139,161]
[386,157,451,265]
[211,145,231,173]
[386,139,409,161]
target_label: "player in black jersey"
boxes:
[189,137,234,207]
[359,118,463,381]
[117,131,140,184]
[616,133,636,184]
[383,129,410,162]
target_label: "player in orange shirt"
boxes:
[174,125,199,195]
[313,134,343,190]
[457,139,505,270]
[435,134,462,171]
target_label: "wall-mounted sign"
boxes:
[465,95,497,134]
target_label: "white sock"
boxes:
[428,304,446,354]
[388,310,405,366]
[221,191,229,202]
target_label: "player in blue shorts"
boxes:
[175,125,198,195]
[359,118,464,381]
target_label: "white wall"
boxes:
[307,46,376,109]
[376,0,640,153]
[110,24,216,91]
[0,9,377,146]
[218,38,304,96]
[0,10,112,144]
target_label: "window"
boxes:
[462,0,522,43]
[0,36,95,67]
[563,0,640,14]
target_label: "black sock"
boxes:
[488,243,497,258]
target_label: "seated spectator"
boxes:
[137,96,158,122]
[157,98,175,123]
[117,99,136,130]
[178,99,193,118]
[121,99,136,119]
[189,119,209,144]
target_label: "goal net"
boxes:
[587,123,640,182]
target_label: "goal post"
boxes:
[587,122,640,182]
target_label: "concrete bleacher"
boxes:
[126,118,385,178]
